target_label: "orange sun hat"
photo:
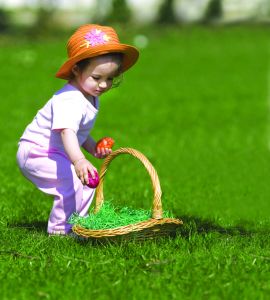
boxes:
[56,24,139,80]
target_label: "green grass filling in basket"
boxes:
[70,148,183,239]
[68,201,174,230]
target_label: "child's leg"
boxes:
[47,174,95,234]
[79,185,95,217]
[17,142,95,234]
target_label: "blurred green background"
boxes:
[0,0,269,36]
[1,2,270,299]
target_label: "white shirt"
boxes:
[20,84,99,152]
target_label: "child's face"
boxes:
[71,55,121,99]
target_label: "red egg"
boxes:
[96,137,115,151]
[87,170,100,188]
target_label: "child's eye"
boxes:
[92,76,100,80]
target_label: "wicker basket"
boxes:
[72,148,183,239]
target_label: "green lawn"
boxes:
[1,25,270,299]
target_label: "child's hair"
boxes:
[75,52,124,88]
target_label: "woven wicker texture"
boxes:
[72,148,183,239]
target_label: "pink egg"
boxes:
[87,170,100,188]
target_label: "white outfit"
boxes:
[16,83,99,234]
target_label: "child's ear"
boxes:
[71,64,79,76]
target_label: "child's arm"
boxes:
[81,135,96,156]
[61,128,97,184]
[82,136,112,159]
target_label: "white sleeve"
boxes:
[51,97,84,133]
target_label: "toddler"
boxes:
[16,24,139,235]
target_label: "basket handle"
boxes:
[94,147,163,219]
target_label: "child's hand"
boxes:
[95,137,114,159]
[73,158,97,185]
[95,147,112,159]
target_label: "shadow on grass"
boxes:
[7,215,269,246]
[70,215,270,246]
[8,221,48,234]
[177,215,269,237]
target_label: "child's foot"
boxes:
[48,230,86,241]
[48,230,67,236]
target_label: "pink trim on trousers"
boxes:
[16,141,95,234]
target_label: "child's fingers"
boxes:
[105,148,112,155]
[84,172,89,184]
[94,147,112,159]
[88,167,97,179]
[97,147,112,157]
[78,170,87,185]
[75,160,97,183]
[79,169,88,184]
[100,147,106,156]
[94,147,101,157]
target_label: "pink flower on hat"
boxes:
[81,29,110,48]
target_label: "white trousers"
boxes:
[16,141,95,234]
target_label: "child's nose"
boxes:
[98,81,108,89]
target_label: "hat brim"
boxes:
[55,44,139,80]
